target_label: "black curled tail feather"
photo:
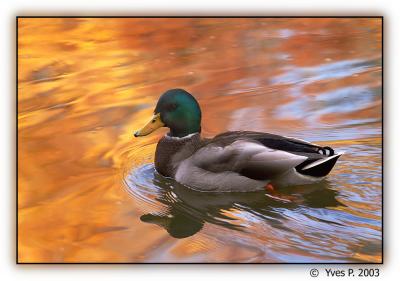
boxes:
[317,146,335,156]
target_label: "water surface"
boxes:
[18,18,382,262]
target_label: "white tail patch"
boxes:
[301,152,344,171]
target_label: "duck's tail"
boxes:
[295,152,344,177]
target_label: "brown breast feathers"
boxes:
[154,133,202,177]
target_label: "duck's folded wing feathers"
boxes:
[211,131,334,157]
[190,140,307,180]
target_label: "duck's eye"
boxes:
[166,103,177,111]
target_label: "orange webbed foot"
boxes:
[264,183,301,203]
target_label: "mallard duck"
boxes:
[134,89,342,192]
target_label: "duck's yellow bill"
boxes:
[134,113,165,137]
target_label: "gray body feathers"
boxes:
[154,131,341,192]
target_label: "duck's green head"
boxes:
[134,89,201,138]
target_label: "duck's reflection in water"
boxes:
[139,171,344,239]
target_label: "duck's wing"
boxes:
[210,131,335,158]
[190,140,307,179]
[189,131,340,181]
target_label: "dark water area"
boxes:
[18,18,382,262]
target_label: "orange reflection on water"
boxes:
[18,18,382,262]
